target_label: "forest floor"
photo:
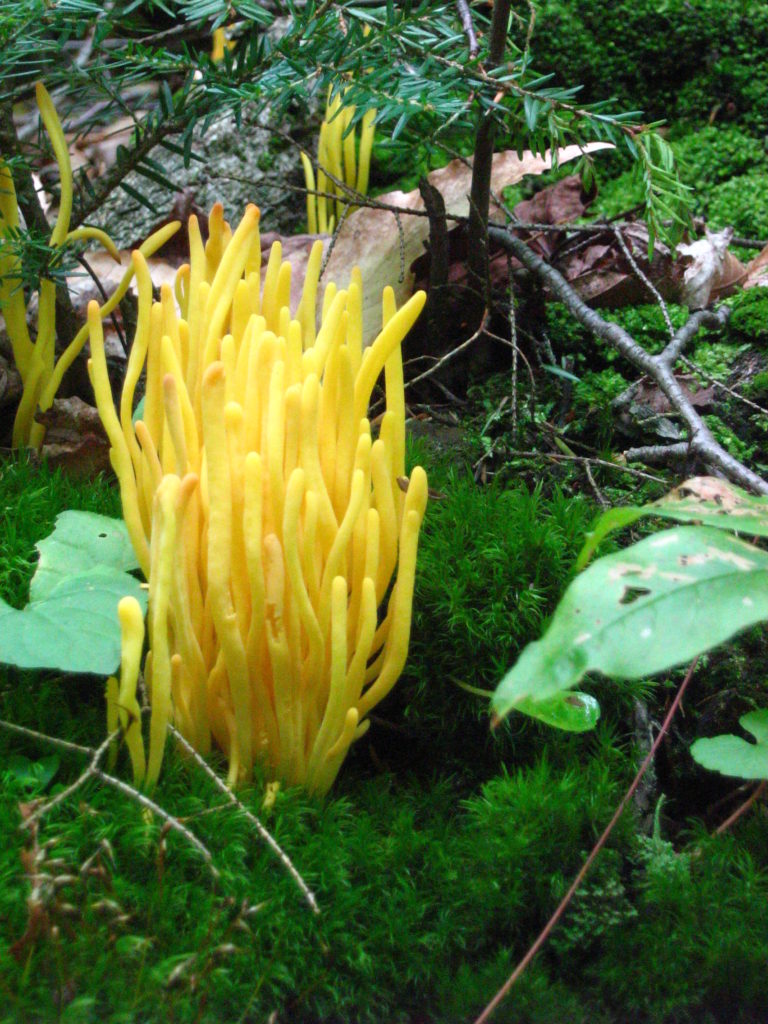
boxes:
[2,13,768,1024]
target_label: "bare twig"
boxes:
[474,658,699,1024]
[613,225,674,339]
[487,225,768,494]
[0,718,93,756]
[0,718,218,883]
[76,254,127,354]
[507,260,518,434]
[584,460,608,506]
[714,780,767,835]
[499,449,667,484]
[22,731,118,829]
[679,355,768,418]
[622,441,690,466]
[403,311,489,390]
[455,0,479,58]
[96,769,220,881]
[167,725,319,915]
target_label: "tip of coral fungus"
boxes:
[244,203,261,223]
[202,361,226,389]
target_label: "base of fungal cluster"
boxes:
[91,203,428,795]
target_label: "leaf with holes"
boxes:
[0,512,145,675]
[577,477,768,570]
[691,709,768,780]
[493,526,768,723]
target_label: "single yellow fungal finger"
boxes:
[301,152,318,235]
[65,227,121,262]
[356,108,376,197]
[116,595,147,786]
[35,82,72,247]
[145,477,181,788]
[354,290,427,423]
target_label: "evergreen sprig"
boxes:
[1,1,691,269]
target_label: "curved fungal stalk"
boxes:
[90,204,427,795]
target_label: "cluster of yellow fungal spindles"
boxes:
[90,202,427,795]
[301,89,376,235]
[0,82,175,450]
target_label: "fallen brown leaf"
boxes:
[325,142,614,340]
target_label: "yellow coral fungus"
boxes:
[0,83,179,449]
[301,89,376,235]
[89,202,427,794]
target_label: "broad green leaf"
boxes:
[0,568,146,675]
[493,526,768,722]
[691,709,768,780]
[577,477,768,570]
[512,692,600,732]
[32,510,140,601]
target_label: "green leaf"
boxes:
[691,709,768,780]
[32,511,140,602]
[512,692,600,732]
[0,568,146,675]
[0,512,145,676]
[576,476,768,570]
[493,526,768,722]
[5,753,60,792]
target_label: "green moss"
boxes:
[529,1,768,129]
[728,288,768,342]
[690,340,748,378]
[2,448,768,1023]
[704,170,768,239]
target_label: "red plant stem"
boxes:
[714,780,767,835]
[473,657,700,1024]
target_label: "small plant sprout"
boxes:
[88,202,428,794]
[0,84,179,449]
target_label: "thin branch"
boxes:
[488,225,768,494]
[613,225,674,339]
[623,442,690,466]
[660,308,729,367]
[167,725,319,915]
[1,718,218,882]
[474,657,699,1024]
[679,355,768,418]
[22,731,118,829]
[96,769,220,881]
[0,717,93,756]
[455,0,479,58]
[504,449,667,484]
[76,254,127,355]
[404,311,489,390]
[714,780,767,835]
